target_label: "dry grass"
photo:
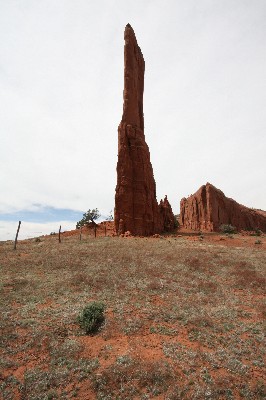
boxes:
[0,233,265,399]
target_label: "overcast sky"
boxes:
[1,0,265,239]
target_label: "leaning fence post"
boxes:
[59,225,62,243]
[14,221,21,250]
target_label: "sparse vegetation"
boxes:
[0,232,265,398]
[250,228,262,236]
[220,224,237,234]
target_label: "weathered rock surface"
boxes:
[159,196,176,232]
[180,183,266,232]
[115,24,174,236]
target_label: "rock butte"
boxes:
[180,182,266,232]
[115,24,175,236]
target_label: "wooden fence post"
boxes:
[14,221,21,250]
[79,226,82,241]
[59,225,62,243]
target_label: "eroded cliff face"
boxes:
[180,183,266,232]
[115,24,174,236]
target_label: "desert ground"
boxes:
[0,226,265,399]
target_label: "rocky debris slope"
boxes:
[180,182,266,232]
[115,24,174,236]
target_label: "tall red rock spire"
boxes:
[115,25,175,236]
[122,24,144,130]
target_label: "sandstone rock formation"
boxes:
[115,24,174,236]
[159,196,176,232]
[180,183,266,232]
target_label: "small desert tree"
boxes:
[76,208,101,229]
[107,210,114,221]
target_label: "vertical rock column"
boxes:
[115,24,164,236]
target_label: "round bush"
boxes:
[78,302,105,334]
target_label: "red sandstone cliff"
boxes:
[180,183,266,232]
[115,24,174,236]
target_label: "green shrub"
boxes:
[78,302,106,334]
[219,224,237,234]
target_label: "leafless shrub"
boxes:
[93,358,174,398]
[233,268,266,289]
[189,315,214,328]
[70,272,93,288]
[185,257,201,269]
[197,280,218,294]
[146,278,163,291]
